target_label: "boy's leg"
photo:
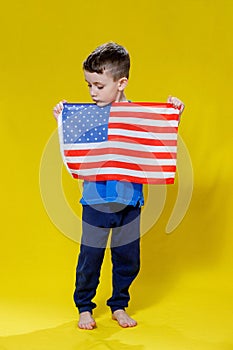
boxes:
[107,238,140,311]
[107,205,141,322]
[73,205,110,317]
[73,244,106,314]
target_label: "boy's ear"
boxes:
[118,77,128,91]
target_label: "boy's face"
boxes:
[84,70,127,107]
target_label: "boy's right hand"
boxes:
[53,100,67,120]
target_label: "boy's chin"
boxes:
[95,101,110,107]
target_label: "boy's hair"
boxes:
[83,42,130,81]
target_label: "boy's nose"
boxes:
[90,87,97,97]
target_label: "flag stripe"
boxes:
[63,141,177,153]
[72,173,175,184]
[109,116,179,125]
[69,166,175,179]
[110,105,179,115]
[64,148,177,160]
[67,160,176,172]
[108,123,178,133]
[65,154,176,165]
[108,135,177,146]
[108,128,177,140]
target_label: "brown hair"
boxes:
[83,42,130,81]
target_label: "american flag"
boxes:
[58,102,180,184]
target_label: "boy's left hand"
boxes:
[167,95,185,115]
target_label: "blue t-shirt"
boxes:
[80,180,144,207]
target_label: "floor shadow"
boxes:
[0,320,144,350]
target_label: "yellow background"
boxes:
[1,0,233,349]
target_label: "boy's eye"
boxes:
[97,86,104,90]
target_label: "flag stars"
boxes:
[63,103,110,144]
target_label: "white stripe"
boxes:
[66,154,176,165]
[109,117,178,127]
[63,141,177,153]
[111,106,179,115]
[69,167,175,179]
[108,129,177,140]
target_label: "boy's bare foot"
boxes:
[78,311,96,330]
[112,309,137,328]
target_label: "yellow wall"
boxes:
[1,0,233,348]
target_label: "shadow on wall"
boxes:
[133,181,228,311]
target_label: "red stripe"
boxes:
[110,111,179,121]
[111,101,179,109]
[108,135,177,146]
[64,148,177,159]
[67,161,176,172]
[72,172,175,184]
[108,123,178,133]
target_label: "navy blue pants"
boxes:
[73,203,141,314]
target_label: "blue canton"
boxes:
[62,103,111,144]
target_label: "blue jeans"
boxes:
[73,203,141,313]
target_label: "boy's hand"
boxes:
[53,100,67,120]
[167,95,185,115]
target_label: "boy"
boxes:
[53,42,184,330]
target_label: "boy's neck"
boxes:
[115,91,127,103]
